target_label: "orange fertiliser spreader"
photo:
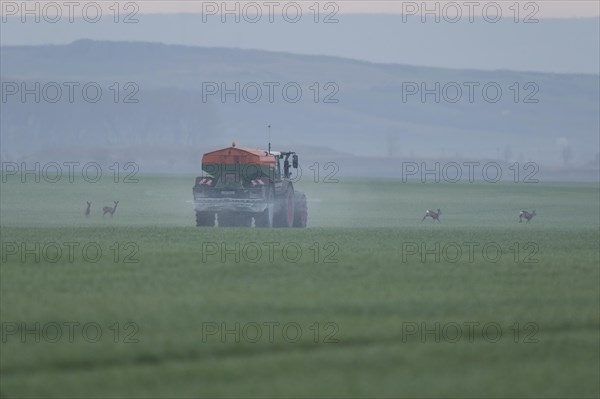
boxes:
[202,146,276,167]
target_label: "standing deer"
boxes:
[422,209,441,222]
[84,201,91,218]
[103,201,119,217]
[519,209,536,223]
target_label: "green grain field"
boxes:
[1,175,598,398]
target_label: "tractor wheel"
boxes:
[196,211,214,227]
[274,188,295,228]
[293,192,308,228]
[255,187,274,228]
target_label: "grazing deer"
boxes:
[103,201,119,217]
[422,209,441,223]
[519,209,536,223]
[84,201,91,218]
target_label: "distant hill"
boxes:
[2,14,598,74]
[1,40,598,174]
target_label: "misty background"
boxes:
[1,12,599,180]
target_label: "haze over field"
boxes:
[1,8,599,179]
[1,39,599,179]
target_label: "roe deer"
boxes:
[422,209,441,222]
[103,201,119,217]
[519,209,536,223]
[84,201,91,218]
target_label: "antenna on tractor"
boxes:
[267,124,271,154]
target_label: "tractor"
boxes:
[193,142,308,228]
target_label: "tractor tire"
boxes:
[274,188,295,228]
[255,187,274,228]
[196,211,214,227]
[293,192,308,228]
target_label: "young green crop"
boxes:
[1,176,598,397]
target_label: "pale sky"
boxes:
[124,1,600,19]
[1,1,599,18]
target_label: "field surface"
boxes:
[1,175,599,398]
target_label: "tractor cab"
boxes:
[270,151,299,179]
